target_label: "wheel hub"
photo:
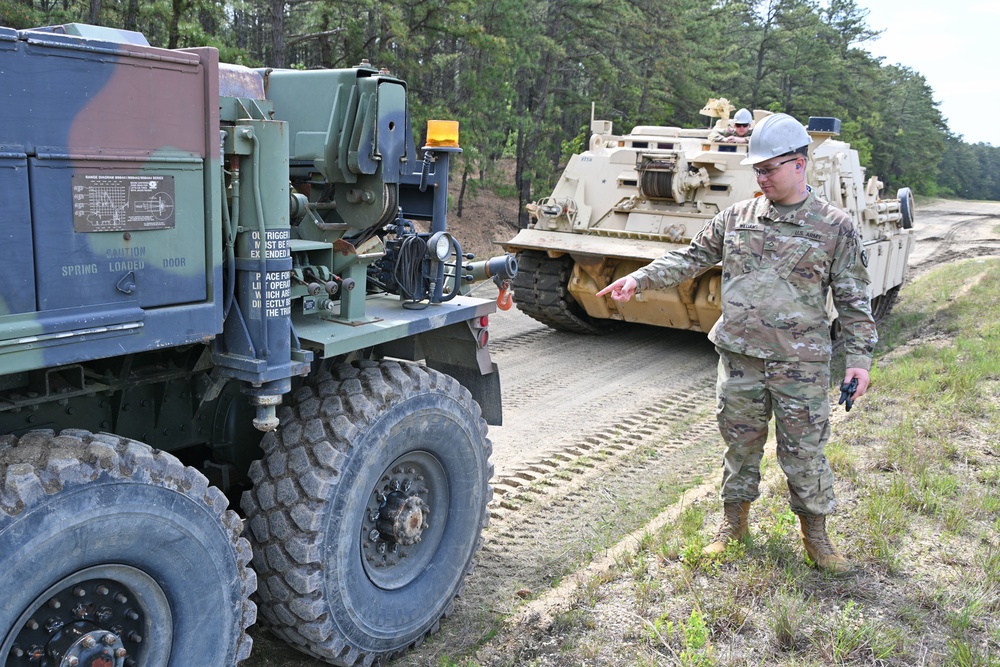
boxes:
[362,464,431,570]
[7,577,142,667]
[377,491,428,546]
[46,623,127,667]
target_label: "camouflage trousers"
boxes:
[714,348,835,516]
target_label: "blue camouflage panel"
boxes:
[0,28,501,376]
[0,26,223,374]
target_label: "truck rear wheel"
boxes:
[512,250,614,334]
[0,430,256,666]
[241,360,492,666]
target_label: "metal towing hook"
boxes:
[496,280,514,311]
[465,254,518,310]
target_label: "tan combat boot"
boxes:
[798,514,850,574]
[703,501,751,556]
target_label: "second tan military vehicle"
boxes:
[504,100,914,337]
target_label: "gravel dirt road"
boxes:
[245,198,1000,667]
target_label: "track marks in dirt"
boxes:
[490,382,717,511]
[486,314,719,480]
[909,208,1000,280]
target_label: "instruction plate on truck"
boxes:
[72,174,176,232]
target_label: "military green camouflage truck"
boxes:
[0,23,516,667]
[505,100,914,336]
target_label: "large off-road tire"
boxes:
[0,429,256,666]
[241,360,493,666]
[512,250,615,334]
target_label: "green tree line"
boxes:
[3,0,997,221]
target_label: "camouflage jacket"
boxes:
[708,125,752,142]
[628,189,877,369]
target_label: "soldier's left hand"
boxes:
[842,368,870,401]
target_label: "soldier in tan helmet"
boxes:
[598,113,876,574]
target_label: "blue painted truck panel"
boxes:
[0,30,223,371]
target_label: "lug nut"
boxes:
[103,633,119,645]
[81,635,97,649]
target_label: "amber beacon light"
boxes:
[425,120,460,148]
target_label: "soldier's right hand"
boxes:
[596,276,637,302]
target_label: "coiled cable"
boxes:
[393,235,428,308]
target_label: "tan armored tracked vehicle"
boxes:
[504,99,915,336]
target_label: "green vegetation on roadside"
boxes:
[479,257,1000,666]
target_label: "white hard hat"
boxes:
[734,108,752,124]
[740,113,810,165]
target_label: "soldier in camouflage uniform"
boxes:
[597,113,876,573]
[709,107,754,144]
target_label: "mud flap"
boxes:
[427,359,503,426]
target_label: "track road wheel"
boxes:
[242,360,493,666]
[870,285,901,323]
[512,250,615,334]
[0,429,256,667]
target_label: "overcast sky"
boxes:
[857,0,999,146]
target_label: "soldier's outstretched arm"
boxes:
[596,275,638,302]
